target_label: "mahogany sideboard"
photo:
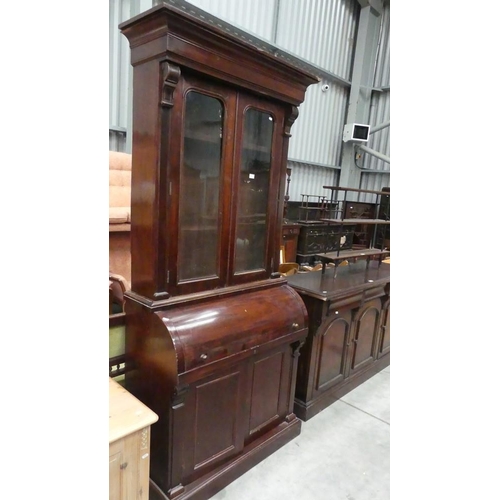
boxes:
[287,260,390,421]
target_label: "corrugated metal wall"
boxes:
[275,0,358,81]
[359,5,390,207]
[288,79,349,167]
[358,171,390,203]
[288,161,339,202]
[363,2,390,175]
[109,0,134,152]
[188,0,360,199]
[186,0,278,40]
[364,90,390,172]
[109,0,389,198]
[373,2,390,89]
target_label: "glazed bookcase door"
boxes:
[229,95,285,285]
[166,73,286,294]
[167,73,236,296]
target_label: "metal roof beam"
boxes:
[339,1,384,188]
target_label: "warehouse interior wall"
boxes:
[109,0,390,199]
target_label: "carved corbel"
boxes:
[284,105,299,138]
[161,62,181,108]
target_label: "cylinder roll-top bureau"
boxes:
[119,2,319,498]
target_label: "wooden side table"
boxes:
[109,378,158,500]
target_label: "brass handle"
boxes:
[200,353,208,360]
[292,322,299,329]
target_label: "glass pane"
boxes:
[235,108,274,273]
[178,91,223,281]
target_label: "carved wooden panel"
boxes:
[350,299,381,374]
[172,366,247,486]
[248,351,284,435]
[316,308,351,392]
[193,371,244,470]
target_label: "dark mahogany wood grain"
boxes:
[120,0,318,301]
[119,3,318,498]
[119,3,319,106]
[288,261,390,421]
[125,281,308,498]
[288,261,390,300]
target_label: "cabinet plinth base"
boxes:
[294,354,390,421]
[149,418,301,500]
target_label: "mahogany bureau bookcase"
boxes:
[118,2,318,499]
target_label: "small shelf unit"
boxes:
[314,185,390,273]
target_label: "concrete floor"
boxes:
[211,365,390,500]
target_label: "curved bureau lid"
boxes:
[155,283,307,374]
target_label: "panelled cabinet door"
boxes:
[349,298,382,375]
[168,363,249,488]
[314,307,352,394]
[246,344,295,440]
[166,343,296,488]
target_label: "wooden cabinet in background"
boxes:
[295,223,355,265]
[281,223,300,262]
[288,261,390,421]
